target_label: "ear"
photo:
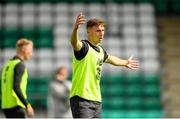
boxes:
[87,28,92,34]
[87,28,90,33]
[21,46,27,53]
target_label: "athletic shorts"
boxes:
[2,106,26,118]
[70,96,102,118]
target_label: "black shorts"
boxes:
[2,106,26,118]
[70,96,102,118]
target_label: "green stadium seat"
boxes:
[111,0,123,4]
[100,76,109,85]
[108,75,125,84]
[38,27,53,37]
[21,27,36,41]
[102,110,125,118]
[5,0,20,3]
[144,110,164,118]
[3,37,18,48]
[107,84,125,97]
[102,97,109,109]
[19,0,35,3]
[137,0,152,3]
[2,28,19,48]
[114,0,135,3]
[37,0,52,3]
[143,74,160,84]
[3,28,18,37]
[0,39,4,49]
[107,97,125,110]
[143,84,161,96]
[36,27,53,48]
[103,110,146,118]
[103,97,124,110]
[26,77,50,108]
[126,97,143,110]
[50,0,70,3]
[86,0,105,3]
[154,0,168,13]
[0,29,3,48]
[101,75,125,85]
[28,98,37,107]
[101,85,110,96]
[125,110,144,118]
[27,79,37,93]
[35,37,53,48]
[38,98,47,108]
[126,84,143,96]
[36,78,49,94]
[125,74,142,84]
[0,27,48,49]
[144,97,162,110]
[70,0,88,3]
[172,0,180,13]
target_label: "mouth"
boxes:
[99,36,103,39]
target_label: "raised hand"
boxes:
[126,56,139,70]
[74,12,86,29]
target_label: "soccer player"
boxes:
[69,13,139,118]
[1,39,34,118]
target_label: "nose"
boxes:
[100,32,104,37]
[29,51,33,57]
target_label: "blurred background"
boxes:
[0,0,180,118]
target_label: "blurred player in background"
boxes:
[69,13,139,118]
[48,67,72,118]
[1,39,34,118]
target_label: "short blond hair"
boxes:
[16,38,33,51]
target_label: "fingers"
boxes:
[127,58,139,70]
[128,55,133,61]
[128,64,139,70]
[129,60,139,65]
[75,12,86,28]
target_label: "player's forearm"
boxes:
[70,27,81,51]
[106,55,128,67]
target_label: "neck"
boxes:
[88,37,98,47]
[16,53,24,61]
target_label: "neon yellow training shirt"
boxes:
[1,59,28,109]
[70,43,104,102]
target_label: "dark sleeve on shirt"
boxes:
[74,40,89,60]
[101,46,109,62]
[13,62,28,107]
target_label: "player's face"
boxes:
[57,68,68,80]
[88,25,105,44]
[61,68,68,79]
[23,44,33,61]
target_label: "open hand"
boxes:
[126,56,139,70]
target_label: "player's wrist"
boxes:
[73,23,79,29]
[125,60,129,67]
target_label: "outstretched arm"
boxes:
[70,13,86,51]
[105,55,139,70]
